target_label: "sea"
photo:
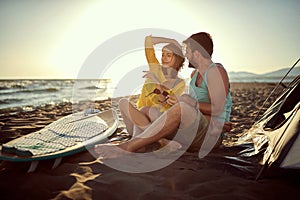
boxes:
[0,79,114,113]
[0,75,296,114]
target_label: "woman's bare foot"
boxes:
[159,138,182,149]
[156,138,182,156]
[94,143,131,159]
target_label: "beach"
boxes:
[0,82,299,200]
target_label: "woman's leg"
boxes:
[95,102,199,158]
[119,102,199,152]
[119,98,151,136]
[132,106,162,137]
[147,107,162,122]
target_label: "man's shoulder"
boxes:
[208,63,227,74]
[207,63,229,83]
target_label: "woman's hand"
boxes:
[166,94,178,106]
[142,71,160,84]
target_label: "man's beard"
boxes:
[188,55,197,68]
[188,62,196,69]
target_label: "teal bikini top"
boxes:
[189,63,232,122]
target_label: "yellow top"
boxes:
[136,36,185,112]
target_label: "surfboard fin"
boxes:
[27,161,39,173]
[52,157,62,169]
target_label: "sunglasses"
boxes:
[146,88,169,103]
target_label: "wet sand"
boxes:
[0,82,299,200]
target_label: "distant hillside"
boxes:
[263,66,300,77]
[228,66,300,82]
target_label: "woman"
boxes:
[118,35,185,149]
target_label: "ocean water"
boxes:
[0,79,114,113]
[0,75,295,113]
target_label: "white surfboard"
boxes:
[0,109,118,172]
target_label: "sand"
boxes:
[0,82,300,200]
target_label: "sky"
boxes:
[0,0,299,79]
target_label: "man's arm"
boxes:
[198,65,229,118]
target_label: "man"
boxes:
[95,32,232,158]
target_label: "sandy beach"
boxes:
[0,82,299,200]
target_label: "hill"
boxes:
[263,66,300,77]
[228,66,300,82]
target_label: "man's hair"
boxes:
[163,43,185,71]
[183,32,213,58]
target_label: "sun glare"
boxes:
[49,0,201,79]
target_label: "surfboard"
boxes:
[0,109,118,172]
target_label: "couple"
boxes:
[95,32,232,159]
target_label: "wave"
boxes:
[83,86,107,90]
[0,80,34,90]
[0,84,26,90]
[0,87,59,95]
[0,98,23,105]
[0,79,113,111]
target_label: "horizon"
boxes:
[1,65,299,80]
[1,0,299,80]
[228,64,300,74]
